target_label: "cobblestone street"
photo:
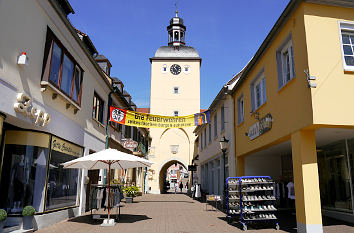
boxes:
[36,194,353,233]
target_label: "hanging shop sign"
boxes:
[122,138,138,150]
[109,106,210,129]
[14,93,51,126]
[51,136,82,157]
[248,113,273,140]
[188,165,197,171]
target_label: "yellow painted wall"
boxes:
[234,3,313,157]
[304,3,354,126]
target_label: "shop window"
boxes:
[339,22,354,71]
[250,70,266,112]
[45,136,82,210]
[0,131,50,214]
[317,140,352,212]
[276,34,295,89]
[125,125,131,138]
[237,94,244,124]
[92,92,104,124]
[41,27,83,105]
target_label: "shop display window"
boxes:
[45,150,79,210]
[317,140,352,212]
[0,131,50,214]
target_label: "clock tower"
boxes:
[148,11,201,194]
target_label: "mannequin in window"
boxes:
[10,154,26,211]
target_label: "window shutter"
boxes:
[250,84,255,112]
[290,45,295,78]
[276,52,283,88]
[262,78,267,103]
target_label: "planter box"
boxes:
[125,197,133,203]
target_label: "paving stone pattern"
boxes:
[37,194,353,233]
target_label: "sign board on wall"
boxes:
[51,136,82,157]
[122,138,138,150]
[14,93,50,126]
[248,113,273,140]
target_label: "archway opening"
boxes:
[159,160,188,194]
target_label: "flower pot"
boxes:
[0,221,5,233]
[22,216,33,230]
[125,197,133,203]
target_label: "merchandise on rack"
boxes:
[226,176,280,231]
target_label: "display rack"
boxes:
[226,176,279,231]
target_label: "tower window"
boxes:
[184,65,191,74]
[162,64,167,73]
[173,87,179,94]
[174,111,179,116]
[174,31,179,41]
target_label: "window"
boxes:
[221,105,225,131]
[204,128,207,147]
[92,92,104,123]
[184,65,191,74]
[174,111,179,116]
[214,114,218,138]
[125,125,131,138]
[339,22,354,71]
[200,132,203,150]
[208,124,211,143]
[42,28,83,105]
[174,87,179,94]
[276,34,295,88]
[250,71,266,112]
[162,64,167,73]
[237,95,244,124]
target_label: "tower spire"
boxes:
[175,0,178,17]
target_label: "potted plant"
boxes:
[123,186,140,203]
[22,206,35,230]
[0,209,7,232]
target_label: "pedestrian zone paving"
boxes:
[37,194,353,233]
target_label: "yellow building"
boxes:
[148,12,201,194]
[231,0,354,232]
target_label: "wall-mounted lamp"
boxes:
[17,52,29,66]
[304,69,317,88]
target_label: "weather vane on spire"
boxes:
[175,0,178,17]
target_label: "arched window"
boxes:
[169,32,173,43]
[174,31,179,41]
[180,32,184,42]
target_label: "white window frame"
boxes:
[250,71,266,111]
[339,21,354,71]
[214,114,218,139]
[276,34,295,89]
[237,94,244,124]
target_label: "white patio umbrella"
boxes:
[62,148,153,226]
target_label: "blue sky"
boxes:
[69,0,290,109]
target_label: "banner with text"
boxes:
[110,107,210,128]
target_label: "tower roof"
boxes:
[154,46,199,58]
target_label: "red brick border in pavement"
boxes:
[36,194,353,233]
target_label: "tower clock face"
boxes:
[170,64,181,75]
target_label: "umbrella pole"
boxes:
[108,162,111,220]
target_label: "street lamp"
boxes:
[219,136,229,205]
